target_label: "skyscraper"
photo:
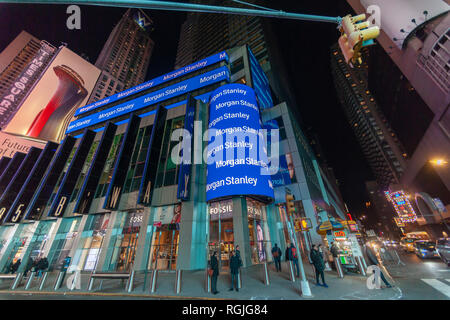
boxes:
[345,0,450,236]
[88,8,155,104]
[0,31,41,98]
[175,0,297,111]
[330,43,407,189]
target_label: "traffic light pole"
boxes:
[0,0,342,24]
[285,190,312,297]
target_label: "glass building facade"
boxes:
[0,46,347,291]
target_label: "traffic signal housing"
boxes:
[285,194,297,216]
[338,14,380,66]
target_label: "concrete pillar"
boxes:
[232,197,251,267]
[131,206,153,271]
[97,211,120,271]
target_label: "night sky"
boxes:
[0,1,375,222]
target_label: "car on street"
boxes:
[400,238,415,253]
[414,240,439,259]
[436,238,450,266]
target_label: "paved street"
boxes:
[0,250,448,300]
[382,249,450,300]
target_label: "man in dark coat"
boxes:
[288,243,300,277]
[229,251,240,291]
[10,259,21,274]
[365,244,392,288]
[235,245,242,267]
[271,243,282,272]
[210,252,219,294]
[24,257,34,277]
[310,244,328,287]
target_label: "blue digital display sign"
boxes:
[67,66,230,134]
[75,51,229,116]
[206,84,274,202]
[248,48,273,110]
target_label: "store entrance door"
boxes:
[151,227,179,271]
[207,241,234,272]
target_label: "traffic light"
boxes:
[285,194,296,216]
[338,14,380,66]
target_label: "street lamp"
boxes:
[429,159,448,166]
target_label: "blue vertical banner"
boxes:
[0,147,42,224]
[74,122,118,214]
[247,47,273,110]
[104,114,141,210]
[206,84,274,202]
[138,105,167,205]
[47,129,96,218]
[6,141,58,223]
[177,95,195,201]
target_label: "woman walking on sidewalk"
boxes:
[310,244,328,287]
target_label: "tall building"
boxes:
[87,8,155,104]
[0,32,58,130]
[0,46,355,280]
[331,43,407,189]
[0,31,41,98]
[175,0,297,112]
[346,0,450,237]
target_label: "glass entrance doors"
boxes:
[209,199,234,271]
[149,226,179,270]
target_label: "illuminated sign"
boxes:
[67,66,230,134]
[334,231,346,239]
[206,84,274,202]
[385,190,417,223]
[75,51,229,116]
[348,223,359,232]
[393,217,406,227]
[0,42,55,129]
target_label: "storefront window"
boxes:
[148,204,181,271]
[208,199,234,270]
[47,217,81,270]
[72,213,109,271]
[105,211,144,272]
[247,198,271,264]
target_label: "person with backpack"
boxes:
[288,243,300,278]
[271,243,282,272]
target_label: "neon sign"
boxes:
[385,190,417,223]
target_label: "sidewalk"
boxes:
[0,259,401,300]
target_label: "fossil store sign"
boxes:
[0,131,46,158]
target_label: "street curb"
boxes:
[0,290,229,300]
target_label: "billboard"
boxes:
[206,84,274,202]
[75,51,229,116]
[0,131,46,159]
[67,66,230,134]
[5,46,101,142]
[0,41,56,129]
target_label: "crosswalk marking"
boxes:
[421,279,450,298]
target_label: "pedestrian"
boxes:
[24,257,34,277]
[285,246,290,261]
[365,244,392,288]
[271,243,282,272]
[288,243,300,278]
[36,256,49,277]
[320,244,332,271]
[310,244,328,287]
[209,251,219,295]
[229,250,240,292]
[235,245,242,267]
[10,259,21,274]
[330,242,339,258]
